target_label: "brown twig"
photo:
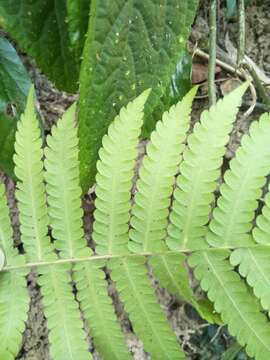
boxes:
[208,0,217,106]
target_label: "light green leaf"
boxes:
[0,270,29,360]
[129,87,197,253]
[110,256,185,359]
[150,253,222,325]
[38,264,91,360]
[166,82,249,251]
[78,0,199,191]
[231,247,270,315]
[93,91,149,255]
[208,113,270,248]
[44,103,91,259]
[14,86,55,262]
[74,261,132,360]
[189,250,270,360]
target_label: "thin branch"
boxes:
[237,0,246,65]
[208,0,217,106]
[243,62,270,109]
[193,47,256,117]
[193,48,244,78]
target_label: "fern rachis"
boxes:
[1,82,270,359]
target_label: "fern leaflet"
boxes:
[38,264,90,360]
[74,261,131,360]
[207,113,270,247]
[110,256,185,359]
[93,90,150,255]
[129,87,197,253]
[189,250,270,360]
[230,247,270,314]
[45,104,91,259]
[13,86,54,262]
[166,83,249,251]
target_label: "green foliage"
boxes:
[0,185,29,359]
[207,113,270,248]
[44,103,91,259]
[78,0,199,191]
[0,36,32,177]
[189,250,270,360]
[74,261,131,360]
[110,256,184,360]
[93,90,150,255]
[166,82,249,251]
[3,82,270,360]
[129,87,197,253]
[0,1,198,190]
[38,264,90,360]
[0,0,90,92]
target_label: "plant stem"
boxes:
[237,0,246,65]
[1,243,269,273]
[208,0,217,106]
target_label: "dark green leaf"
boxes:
[221,342,243,360]
[161,49,192,109]
[78,0,199,191]
[0,36,32,177]
[0,0,90,92]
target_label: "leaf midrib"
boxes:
[3,244,270,273]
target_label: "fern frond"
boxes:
[150,253,221,324]
[0,270,29,360]
[74,261,132,360]
[129,87,197,253]
[0,184,29,359]
[38,264,90,360]
[109,256,184,360]
[230,247,270,314]
[150,253,193,300]
[207,113,270,247]
[14,86,54,262]
[253,190,270,244]
[189,250,270,360]
[166,83,248,251]
[0,183,21,265]
[93,91,150,255]
[44,104,90,259]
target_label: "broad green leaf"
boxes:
[66,0,91,61]
[0,36,32,177]
[162,50,193,109]
[78,0,199,191]
[0,1,89,92]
